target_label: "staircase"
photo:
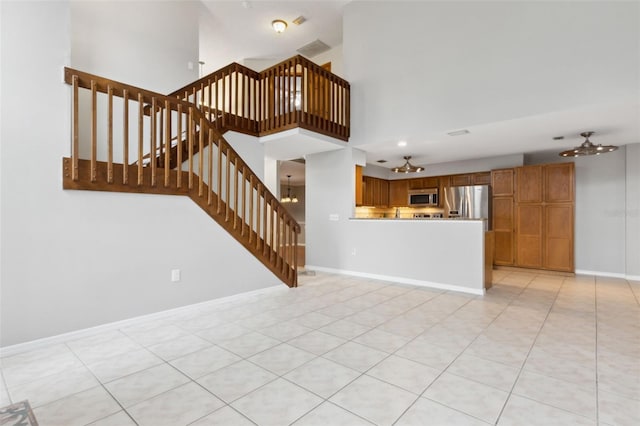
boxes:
[61,58,350,287]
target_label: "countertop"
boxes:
[350,217,487,222]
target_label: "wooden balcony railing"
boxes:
[62,67,300,287]
[170,55,350,141]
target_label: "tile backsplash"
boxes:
[354,206,444,219]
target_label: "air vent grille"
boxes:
[297,39,331,58]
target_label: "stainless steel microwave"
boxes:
[408,188,439,206]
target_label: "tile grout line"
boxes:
[492,275,591,425]
[228,279,456,425]
[0,367,11,406]
[624,277,640,306]
[61,340,140,426]
[4,271,625,426]
[391,272,539,425]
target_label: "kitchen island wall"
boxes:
[340,218,487,294]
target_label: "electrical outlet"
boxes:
[171,269,181,282]
[351,248,357,255]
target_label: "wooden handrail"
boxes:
[62,67,300,286]
[168,55,350,142]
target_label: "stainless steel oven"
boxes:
[408,188,439,206]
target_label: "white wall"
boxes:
[306,148,356,268]
[344,1,638,147]
[625,144,640,278]
[525,148,630,277]
[309,44,344,79]
[224,132,266,180]
[71,0,199,93]
[0,1,280,347]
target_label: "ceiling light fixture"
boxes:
[281,175,298,203]
[559,131,618,157]
[397,141,407,147]
[391,156,424,174]
[272,19,288,33]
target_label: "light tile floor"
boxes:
[1,270,639,425]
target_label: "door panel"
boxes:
[545,163,574,203]
[450,174,472,186]
[544,204,574,271]
[495,231,514,265]
[492,195,514,266]
[516,204,543,268]
[491,169,514,196]
[517,165,543,203]
[493,197,513,231]
[389,180,408,207]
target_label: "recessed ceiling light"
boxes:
[397,141,407,147]
[447,129,470,136]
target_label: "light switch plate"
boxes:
[329,214,339,221]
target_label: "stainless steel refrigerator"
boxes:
[443,185,492,230]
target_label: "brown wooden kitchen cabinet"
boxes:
[491,168,515,266]
[408,176,440,189]
[362,176,389,207]
[379,179,389,207]
[438,176,450,207]
[473,172,491,185]
[389,179,409,207]
[450,174,472,187]
[355,166,363,206]
[517,165,543,203]
[515,162,574,272]
[492,168,515,197]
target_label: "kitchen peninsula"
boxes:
[348,217,493,295]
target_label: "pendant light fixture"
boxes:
[280,175,298,203]
[559,131,618,157]
[391,156,424,173]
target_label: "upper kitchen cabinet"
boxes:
[492,169,515,196]
[450,174,472,187]
[517,165,543,203]
[473,172,491,185]
[408,176,440,189]
[363,176,389,207]
[545,162,574,203]
[447,172,490,186]
[379,179,389,207]
[389,179,409,207]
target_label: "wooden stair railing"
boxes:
[170,55,350,142]
[62,67,300,287]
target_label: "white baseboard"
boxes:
[304,265,485,296]
[575,269,640,281]
[0,284,285,358]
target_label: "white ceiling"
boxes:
[199,1,639,183]
[363,101,640,168]
[200,0,347,70]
